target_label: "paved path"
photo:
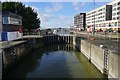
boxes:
[71,31,120,55]
[72,31,120,40]
[23,35,43,39]
[0,41,26,48]
[86,40,120,55]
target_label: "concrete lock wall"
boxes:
[90,43,104,74]
[81,40,104,74]
[108,51,119,79]
[2,35,119,79]
[2,37,44,70]
[80,39,119,79]
[2,42,28,69]
[81,40,91,60]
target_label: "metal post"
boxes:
[93,0,95,35]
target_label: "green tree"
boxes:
[2,2,40,32]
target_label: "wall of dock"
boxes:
[43,35,73,44]
[2,41,28,69]
[2,35,73,71]
[2,37,44,71]
[108,51,119,78]
[79,39,119,79]
[1,35,119,79]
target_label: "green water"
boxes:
[4,44,107,79]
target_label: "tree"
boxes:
[2,2,41,32]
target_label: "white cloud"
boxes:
[72,2,86,11]
[59,15,66,20]
[38,13,52,22]
[44,3,62,13]
[45,7,53,13]
[24,3,72,28]
[53,3,62,11]
[73,2,79,6]
[81,2,86,6]
[58,15,74,27]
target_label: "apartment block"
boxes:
[86,0,120,31]
[74,13,86,31]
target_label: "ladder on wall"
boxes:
[104,49,109,75]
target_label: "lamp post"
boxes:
[93,0,95,35]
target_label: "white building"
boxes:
[86,0,120,31]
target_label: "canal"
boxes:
[4,44,107,79]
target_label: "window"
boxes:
[117,17,120,20]
[118,2,120,5]
[113,3,117,7]
[3,17,9,24]
[113,17,116,20]
[115,22,117,26]
[117,12,120,15]
[118,7,120,10]
[113,13,116,16]
[113,8,116,11]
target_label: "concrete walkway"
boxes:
[71,31,120,55]
[86,40,120,55]
[23,35,43,39]
[0,41,26,48]
[72,31,120,40]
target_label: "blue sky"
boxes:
[23,2,111,29]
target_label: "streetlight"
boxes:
[93,0,95,35]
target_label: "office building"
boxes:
[74,13,86,31]
[86,0,120,31]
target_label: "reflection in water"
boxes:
[4,44,107,79]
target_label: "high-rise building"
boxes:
[74,13,86,31]
[86,0,120,31]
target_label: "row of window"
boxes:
[112,17,120,20]
[87,12,105,19]
[113,2,120,7]
[87,7,106,16]
[113,7,120,11]
[87,22,118,27]
[113,11,120,16]
[3,17,22,25]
